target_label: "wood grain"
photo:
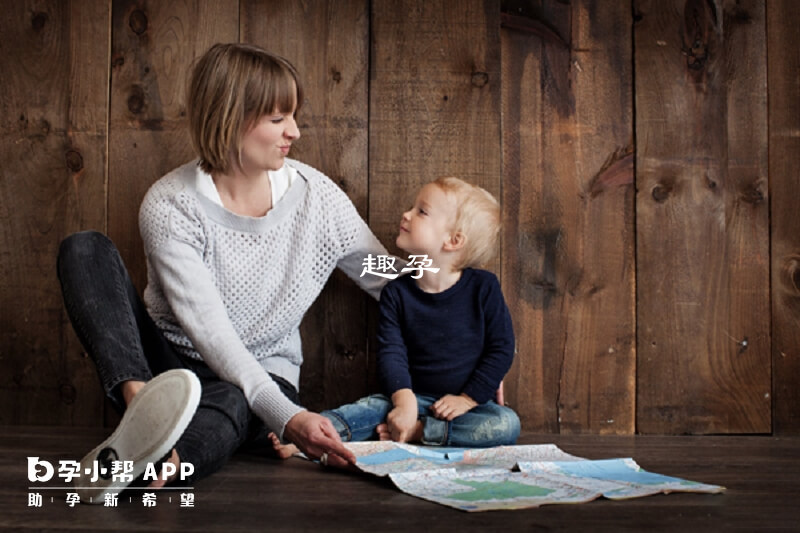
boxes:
[369,0,502,410]
[0,0,794,434]
[242,0,372,411]
[768,0,800,435]
[370,0,502,255]
[108,0,239,292]
[501,0,636,433]
[0,0,109,425]
[635,0,770,434]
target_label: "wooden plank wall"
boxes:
[501,0,635,434]
[635,0,771,433]
[768,0,800,435]
[0,0,797,435]
[0,0,109,425]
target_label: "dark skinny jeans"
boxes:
[57,231,298,483]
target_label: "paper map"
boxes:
[343,442,724,512]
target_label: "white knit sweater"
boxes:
[139,158,389,437]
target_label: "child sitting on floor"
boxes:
[274,177,519,457]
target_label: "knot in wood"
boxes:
[782,255,800,294]
[31,12,48,31]
[794,266,800,294]
[651,183,671,203]
[127,85,146,115]
[129,9,148,35]
[741,183,764,205]
[338,347,356,360]
[65,150,83,172]
[59,382,77,404]
[738,337,749,354]
[331,70,342,83]
[685,41,708,70]
[471,72,489,88]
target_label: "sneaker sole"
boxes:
[75,369,201,503]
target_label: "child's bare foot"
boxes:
[268,432,299,459]
[149,448,179,489]
[377,423,391,441]
[377,421,423,443]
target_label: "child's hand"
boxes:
[385,405,419,442]
[382,389,420,443]
[432,394,477,421]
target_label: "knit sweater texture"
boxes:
[376,268,515,404]
[139,158,388,437]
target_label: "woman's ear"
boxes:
[444,231,466,252]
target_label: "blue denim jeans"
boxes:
[57,231,299,483]
[322,393,520,447]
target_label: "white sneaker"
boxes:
[75,369,201,504]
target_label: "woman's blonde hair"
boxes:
[433,177,501,269]
[186,43,303,174]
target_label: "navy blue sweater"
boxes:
[376,268,515,404]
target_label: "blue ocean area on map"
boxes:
[357,446,467,466]
[551,459,689,485]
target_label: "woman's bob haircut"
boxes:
[186,43,303,174]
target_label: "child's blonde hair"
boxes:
[433,177,500,270]
[186,43,303,174]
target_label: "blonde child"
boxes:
[274,177,519,456]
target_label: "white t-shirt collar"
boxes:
[196,163,297,207]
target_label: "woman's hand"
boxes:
[431,393,477,421]
[283,411,356,468]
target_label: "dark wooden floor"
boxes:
[1,426,797,532]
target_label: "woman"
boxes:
[58,43,389,502]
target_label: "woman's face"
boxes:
[239,107,300,173]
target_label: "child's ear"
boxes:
[444,231,466,251]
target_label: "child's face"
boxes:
[239,105,300,173]
[396,184,457,256]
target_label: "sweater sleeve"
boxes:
[337,223,400,301]
[288,159,401,301]
[141,189,304,438]
[460,276,516,404]
[376,283,413,395]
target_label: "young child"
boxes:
[273,177,519,457]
